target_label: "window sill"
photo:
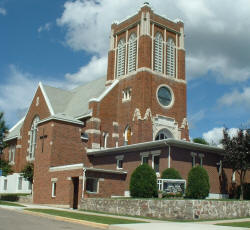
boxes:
[86,191,98,194]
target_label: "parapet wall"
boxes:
[81,198,250,220]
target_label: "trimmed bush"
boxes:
[0,194,19,201]
[130,164,158,198]
[161,168,182,179]
[236,183,250,200]
[186,166,210,199]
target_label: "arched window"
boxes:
[155,129,173,141]
[154,32,163,73]
[29,116,40,159]
[128,33,137,73]
[124,126,131,146]
[117,39,126,77]
[166,38,175,77]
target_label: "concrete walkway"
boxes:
[109,223,247,230]
[1,203,249,230]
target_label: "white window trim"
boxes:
[116,155,124,170]
[166,38,176,78]
[140,152,150,164]
[86,177,99,194]
[52,181,56,197]
[198,153,204,167]
[117,39,126,77]
[152,153,160,174]
[191,152,197,167]
[156,84,175,109]
[28,116,40,160]
[154,32,163,73]
[128,33,137,73]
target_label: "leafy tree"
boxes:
[21,163,34,183]
[130,164,158,198]
[221,128,250,200]
[161,168,182,179]
[193,137,209,145]
[0,159,13,176]
[0,112,8,155]
[0,112,10,176]
[186,166,210,199]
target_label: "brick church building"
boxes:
[1,3,243,208]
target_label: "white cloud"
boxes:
[203,127,238,146]
[188,110,205,129]
[218,88,250,107]
[56,0,250,83]
[0,65,69,128]
[0,7,6,16]
[38,23,52,33]
[65,56,107,84]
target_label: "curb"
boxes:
[22,210,109,229]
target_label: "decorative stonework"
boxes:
[153,115,181,140]
[132,108,153,121]
[81,198,250,220]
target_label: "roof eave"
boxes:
[87,139,225,156]
[38,116,84,126]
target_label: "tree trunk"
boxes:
[239,171,246,201]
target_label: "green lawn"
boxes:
[0,200,25,207]
[25,209,147,225]
[217,221,250,228]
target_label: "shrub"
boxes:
[21,163,34,183]
[236,183,250,200]
[130,164,158,198]
[0,194,19,201]
[161,168,182,179]
[186,166,210,199]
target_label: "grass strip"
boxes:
[216,221,250,228]
[25,209,147,225]
[0,201,25,207]
[81,209,250,223]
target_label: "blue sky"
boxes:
[0,0,250,145]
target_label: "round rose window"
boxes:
[157,86,172,107]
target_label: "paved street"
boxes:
[0,208,101,230]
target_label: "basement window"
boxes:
[86,178,98,193]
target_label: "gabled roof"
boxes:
[42,77,106,118]
[5,77,107,141]
[4,117,24,141]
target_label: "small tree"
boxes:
[221,128,250,200]
[161,168,182,179]
[0,112,8,155]
[186,166,210,199]
[21,163,34,183]
[130,164,158,198]
[193,137,209,145]
[0,159,13,176]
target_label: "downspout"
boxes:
[82,168,86,199]
[164,141,171,168]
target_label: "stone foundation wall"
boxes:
[81,198,250,220]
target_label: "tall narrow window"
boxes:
[18,177,23,190]
[128,33,137,73]
[29,116,40,159]
[8,145,16,163]
[154,32,163,73]
[124,126,131,146]
[117,39,126,77]
[166,38,175,77]
[152,155,160,173]
[52,182,56,197]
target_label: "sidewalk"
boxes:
[0,203,249,230]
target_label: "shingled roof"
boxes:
[5,77,107,141]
